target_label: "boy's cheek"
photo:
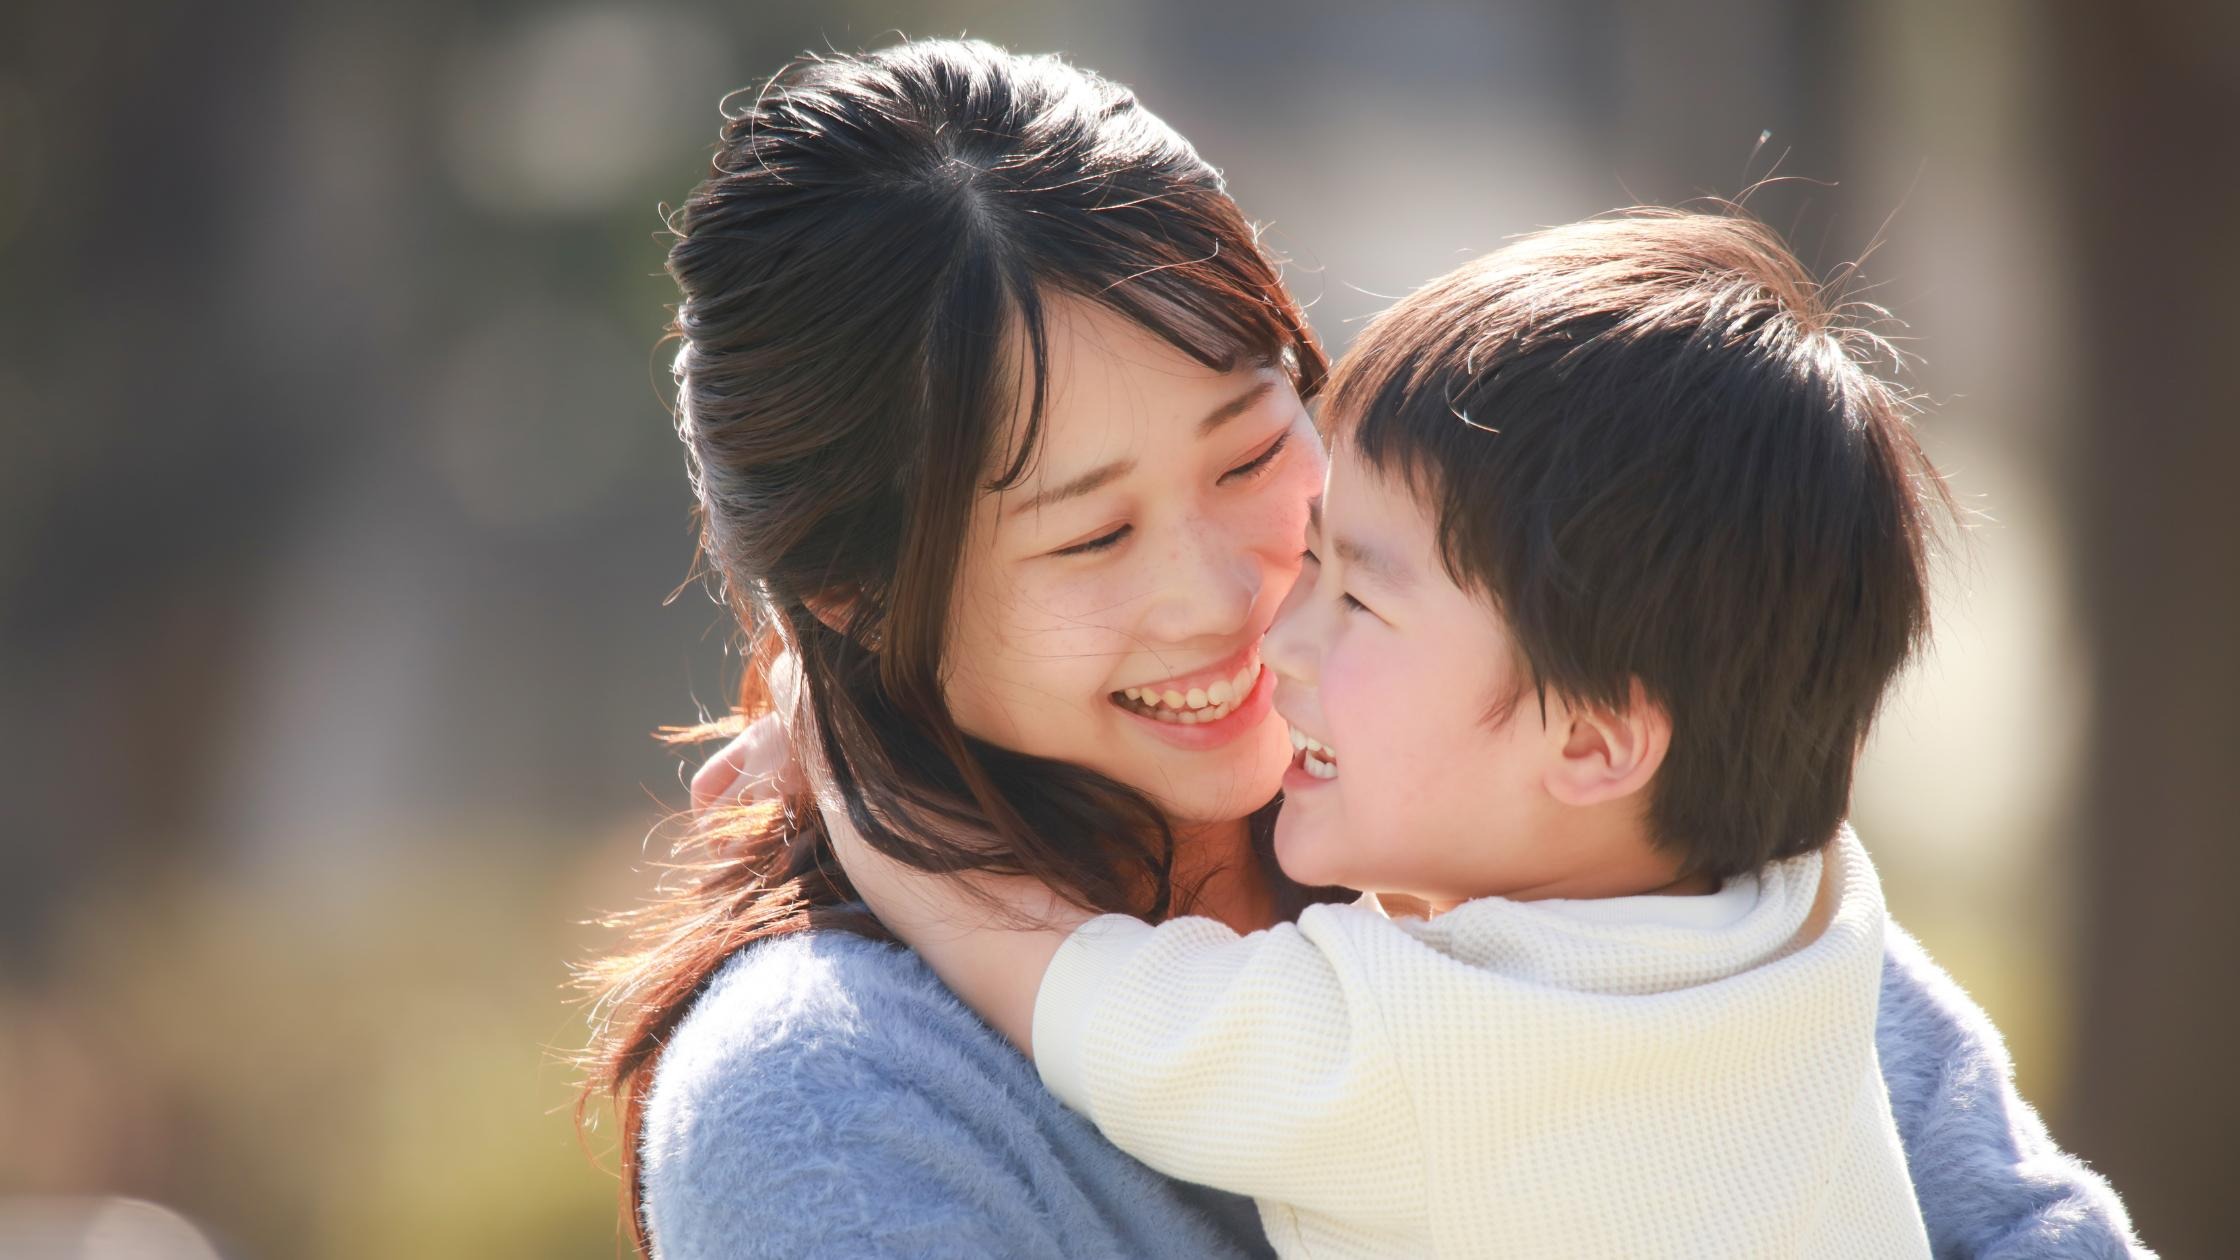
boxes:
[1316,653,1378,745]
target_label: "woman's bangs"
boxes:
[980,265,1306,497]
[1103,263,1303,384]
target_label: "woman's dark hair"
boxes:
[1332,208,1951,882]
[573,40,1325,1254]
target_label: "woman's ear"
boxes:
[1541,679,1670,808]
[802,591,851,637]
[803,589,884,649]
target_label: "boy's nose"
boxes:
[1262,585,1317,686]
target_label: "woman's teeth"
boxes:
[1289,725,1340,779]
[1116,661,1259,724]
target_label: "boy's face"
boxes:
[1264,446,1570,906]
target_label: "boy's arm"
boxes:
[819,792,1421,1217]
[1876,922,2153,1259]
[817,794,1088,1054]
[1026,907,1424,1220]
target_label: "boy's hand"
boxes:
[689,714,800,810]
[806,748,1088,1057]
[689,652,807,812]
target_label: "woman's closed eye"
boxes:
[1218,431,1291,485]
[1054,524,1131,557]
[1049,431,1293,559]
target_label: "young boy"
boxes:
[828,210,1946,1257]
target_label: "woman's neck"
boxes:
[1168,815,1279,933]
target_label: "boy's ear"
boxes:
[1542,679,1670,808]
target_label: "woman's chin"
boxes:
[1122,717,1292,825]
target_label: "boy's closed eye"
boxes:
[1300,547,1377,618]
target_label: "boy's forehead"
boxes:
[1322,443,1418,523]
[1315,452,1432,592]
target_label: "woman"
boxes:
[579,39,2142,1259]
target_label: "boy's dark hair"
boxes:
[1330,208,1950,880]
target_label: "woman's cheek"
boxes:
[1246,419,1324,559]
[1024,569,1138,681]
[1289,409,1330,480]
[1278,432,1325,529]
[951,569,1099,748]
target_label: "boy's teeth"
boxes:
[1288,724,1339,772]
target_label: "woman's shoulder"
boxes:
[642,927,1018,1190]
[654,925,978,1087]
[639,928,1024,1257]
[1875,921,2151,1259]
[639,926,1273,1260]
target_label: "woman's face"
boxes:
[942,293,1322,825]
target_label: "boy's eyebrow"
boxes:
[1335,534,1414,591]
[1308,498,1414,591]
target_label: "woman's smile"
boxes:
[1110,642,1266,724]
[1109,648,1276,750]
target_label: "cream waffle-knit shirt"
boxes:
[1033,827,1932,1259]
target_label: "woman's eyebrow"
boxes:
[1197,379,1276,436]
[1006,459,1137,517]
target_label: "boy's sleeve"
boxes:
[1876,922,2155,1259]
[1033,909,1426,1226]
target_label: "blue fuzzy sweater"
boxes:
[640,920,2148,1259]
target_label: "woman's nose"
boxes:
[1141,523,1261,645]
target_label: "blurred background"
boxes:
[2,1,2230,1256]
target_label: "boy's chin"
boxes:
[1271,813,1349,890]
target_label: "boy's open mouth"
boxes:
[1110,656,1263,725]
[1289,725,1339,779]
